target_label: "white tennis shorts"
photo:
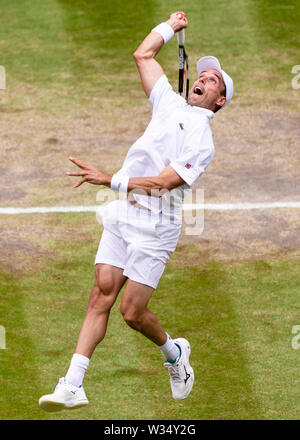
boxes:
[95,199,181,289]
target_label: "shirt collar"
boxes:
[186,104,215,119]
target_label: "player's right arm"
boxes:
[133,12,188,98]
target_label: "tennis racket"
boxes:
[176,15,189,101]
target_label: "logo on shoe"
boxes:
[184,366,191,384]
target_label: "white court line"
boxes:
[1,202,300,215]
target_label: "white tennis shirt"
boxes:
[114,74,215,223]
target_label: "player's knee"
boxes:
[88,279,116,314]
[123,314,141,331]
[121,306,143,331]
[97,271,115,296]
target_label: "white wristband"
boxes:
[110,174,130,193]
[151,22,174,44]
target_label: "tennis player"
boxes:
[39,11,233,411]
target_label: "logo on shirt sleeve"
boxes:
[185,163,192,169]
[179,122,184,130]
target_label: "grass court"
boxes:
[0,0,299,420]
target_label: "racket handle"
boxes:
[177,29,185,46]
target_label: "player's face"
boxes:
[188,69,226,111]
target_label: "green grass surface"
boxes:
[1,0,299,112]
[0,214,299,420]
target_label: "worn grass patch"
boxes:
[1,0,299,209]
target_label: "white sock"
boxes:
[65,353,90,387]
[157,333,180,363]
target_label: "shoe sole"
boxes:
[39,397,89,412]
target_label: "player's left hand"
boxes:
[66,157,109,188]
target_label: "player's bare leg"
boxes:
[120,280,167,345]
[120,280,194,399]
[75,264,128,358]
[39,264,127,412]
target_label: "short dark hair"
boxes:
[214,84,226,113]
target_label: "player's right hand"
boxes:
[166,12,188,33]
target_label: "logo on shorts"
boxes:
[179,122,184,130]
[185,163,192,169]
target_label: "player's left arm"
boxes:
[66,157,186,196]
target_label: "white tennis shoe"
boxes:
[39,377,89,412]
[164,338,194,400]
